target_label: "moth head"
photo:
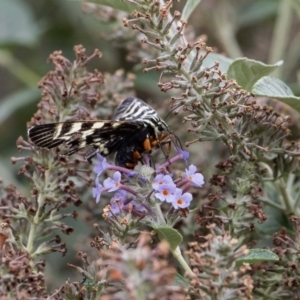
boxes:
[156,119,169,133]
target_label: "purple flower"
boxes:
[93,179,103,203]
[185,165,204,187]
[110,190,127,215]
[152,174,175,191]
[140,176,147,183]
[176,147,189,165]
[103,171,122,192]
[110,203,120,215]
[93,153,108,176]
[130,200,147,214]
[128,171,137,178]
[170,188,193,209]
[110,191,146,216]
[155,183,176,203]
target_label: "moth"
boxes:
[28,97,174,169]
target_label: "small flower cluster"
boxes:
[92,149,204,216]
[152,164,204,209]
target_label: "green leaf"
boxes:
[153,225,183,251]
[227,58,283,91]
[182,0,202,20]
[202,52,233,73]
[252,76,300,113]
[236,249,279,266]
[80,0,136,13]
[174,273,189,287]
[0,0,40,46]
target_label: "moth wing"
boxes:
[113,97,158,122]
[28,121,143,156]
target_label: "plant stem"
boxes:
[154,202,166,225]
[276,178,293,215]
[0,50,40,86]
[213,1,243,58]
[259,197,284,211]
[27,223,37,254]
[172,246,195,277]
[268,0,293,77]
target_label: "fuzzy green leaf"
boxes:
[153,226,183,251]
[80,0,135,13]
[182,0,202,20]
[236,249,279,266]
[227,58,283,91]
[252,76,300,113]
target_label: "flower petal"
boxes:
[93,180,103,203]
[93,154,108,176]
[191,173,205,187]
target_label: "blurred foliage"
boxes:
[1,0,300,292]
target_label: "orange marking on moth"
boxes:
[133,150,142,160]
[143,138,152,152]
[126,162,137,169]
[150,139,159,147]
[149,134,170,147]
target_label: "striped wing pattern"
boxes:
[114,97,168,130]
[27,97,170,167]
[28,120,142,156]
[114,97,158,121]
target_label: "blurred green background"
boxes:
[1,0,300,290]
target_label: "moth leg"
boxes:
[159,139,172,159]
